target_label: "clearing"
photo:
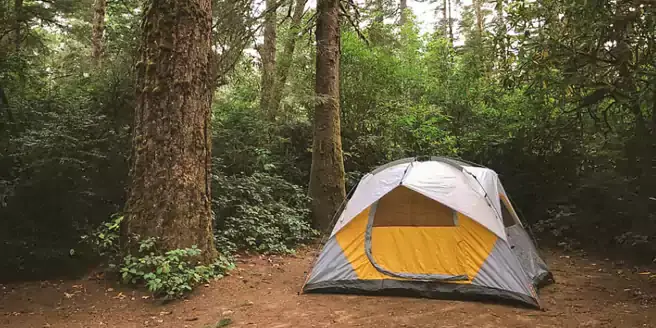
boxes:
[1,247,655,328]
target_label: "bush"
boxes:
[212,168,318,255]
[80,214,123,261]
[119,238,234,299]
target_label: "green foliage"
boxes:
[0,49,132,280]
[81,214,124,259]
[212,168,317,255]
[216,318,233,327]
[119,238,235,299]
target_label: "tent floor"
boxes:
[303,279,544,309]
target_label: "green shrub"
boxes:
[212,169,318,255]
[119,238,234,299]
[80,214,123,260]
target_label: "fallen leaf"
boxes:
[64,292,74,299]
[106,288,114,292]
[638,272,651,275]
[159,311,173,316]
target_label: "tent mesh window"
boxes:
[372,186,457,227]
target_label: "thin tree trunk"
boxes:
[495,0,506,63]
[399,0,408,26]
[442,0,448,39]
[125,0,217,263]
[447,0,454,43]
[259,0,277,118]
[14,0,22,51]
[374,0,384,23]
[310,0,346,232]
[473,0,484,39]
[92,0,107,64]
[270,0,306,115]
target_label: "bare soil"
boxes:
[1,247,655,328]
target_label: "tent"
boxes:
[302,157,553,308]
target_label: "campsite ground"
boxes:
[1,246,655,328]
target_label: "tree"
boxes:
[309,0,346,232]
[399,0,408,25]
[472,0,484,39]
[124,0,217,263]
[14,0,23,50]
[434,0,457,42]
[258,0,277,118]
[270,0,307,114]
[91,0,106,64]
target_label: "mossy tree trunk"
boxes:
[124,0,217,264]
[309,0,346,232]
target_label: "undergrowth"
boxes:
[81,169,317,299]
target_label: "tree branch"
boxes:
[339,2,368,46]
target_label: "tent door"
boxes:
[363,188,470,281]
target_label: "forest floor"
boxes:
[1,246,656,328]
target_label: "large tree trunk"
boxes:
[259,0,277,118]
[14,0,22,51]
[309,0,346,232]
[91,0,107,64]
[270,0,307,115]
[125,0,217,264]
[399,0,408,26]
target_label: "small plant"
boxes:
[80,214,124,260]
[119,237,235,299]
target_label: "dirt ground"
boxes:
[1,247,655,328]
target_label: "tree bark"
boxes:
[442,0,448,39]
[270,0,306,115]
[309,0,346,232]
[125,0,217,264]
[259,0,277,118]
[473,0,484,39]
[495,0,507,67]
[447,0,454,43]
[14,0,22,51]
[399,0,408,26]
[91,0,107,64]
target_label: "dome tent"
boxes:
[301,157,553,308]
